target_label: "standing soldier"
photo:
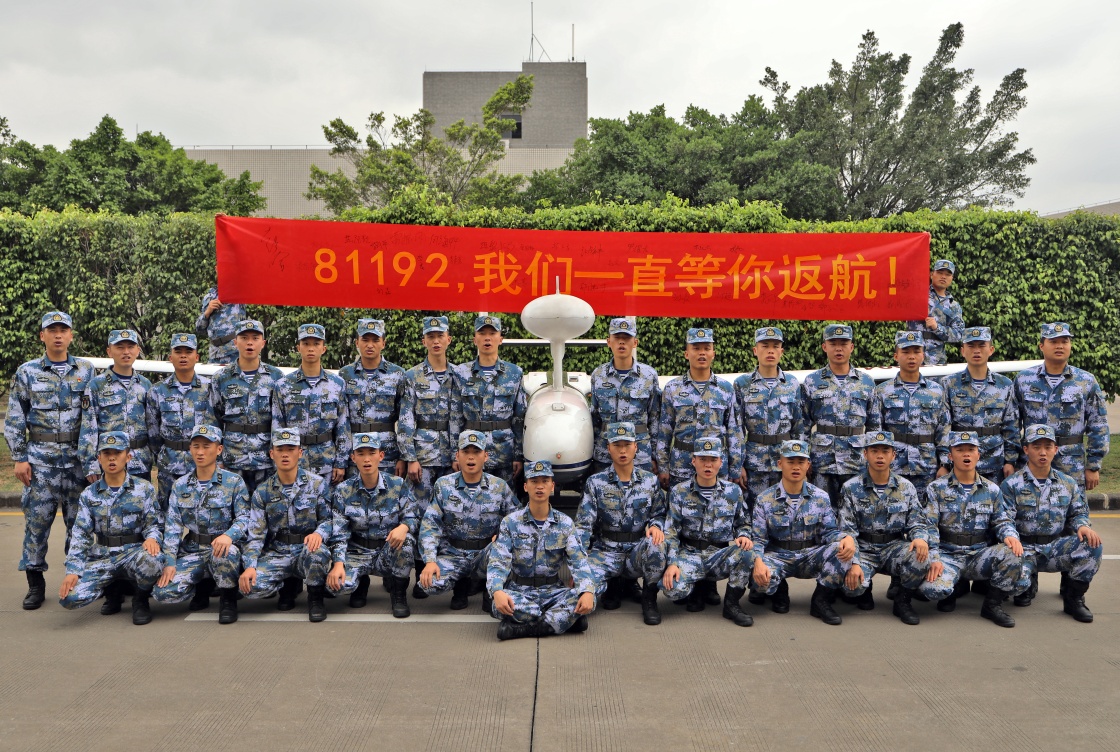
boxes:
[239,428,334,622]
[209,319,284,497]
[271,323,351,485]
[907,259,964,366]
[195,286,247,365]
[801,324,876,506]
[5,311,94,610]
[79,329,153,482]
[399,315,456,597]
[153,425,249,624]
[58,432,163,625]
[1002,425,1103,623]
[326,433,416,618]
[338,319,406,478]
[450,315,526,485]
[576,422,667,626]
[589,318,661,474]
[488,461,597,640]
[146,333,215,510]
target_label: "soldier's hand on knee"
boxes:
[14,461,32,486]
[331,469,345,485]
[407,461,422,483]
[926,561,943,583]
[327,563,346,591]
[662,564,681,590]
[752,559,770,589]
[239,568,257,594]
[909,538,930,563]
[493,590,514,615]
[1078,526,1101,548]
[143,538,161,557]
[735,536,753,551]
[157,566,176,588]
[575,591,595,615]
[395,460,406,477]
[212,535,232,558]
[59,574,78,599]
[387,524,408,550]
[837,535,856,561]
[303,533,323,553]
[1004,536,1023,557]
[845,564,863,592]
[646,526,665,545]
[420,562,439,588]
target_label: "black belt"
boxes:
[276,532,307,545]
[211,333,236,347]
[860,531,903,544]
[164,439,191,451]
[771,537,820,551]
[746,431,791,446]
[939,529,988,546]
[681,535,729,551]
[464,420,512,432]
[353,420,396,433]
[816,425,864,437]
[224,420,271,435]
[1019,533,1057,545]
[512,574,560,587]
[28,430,80,443]
[350,533,387,550]
[301,430,333,446]
[631,423,650,437]
[1057,433,1084,447]
[600,529,644,543]
[417,419,449,431]
[951,423,1000,436]
[447,536,490,551]
[884,427,934,445]
[130,435,149,450]
[96,532,143,547]
[184,530,220,545]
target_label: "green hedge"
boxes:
[2,197,1118,397]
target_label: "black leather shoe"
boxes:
[855,581,875,611]
[685,587,705,612]
[101,581,123,615]
[218,588,239,624]
[980,588,1015,628]
[600,577,622,610]
[349,575,370,608]
[389,576,411,619]
[189,578,214,611]
[308,586,327,622]
[1063,579,1093,623]
[722,586,754,627]
[771,580,790,614]
[277,577,302,611]
[22,570,46,610]
[132,589,153,626]
[568,615,589,634]
[450,578,470,610]
[701,579,722,606]
[892,589,921,625]
[641,582,661,626]
[885,576,901,601]
[809,584,842,625]
[497,620,536,640]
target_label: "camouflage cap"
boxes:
[693,436,723,457]
[171,333,198,350]
[895,330,924,348]
[948,430,980,447]
[932,259,957,274]
[779,439,811,459]
[272,427,301,447]
[352,432,382,450]
[298,323,326,341]
[962,326,992,343]
[524,460,554,479]
[686,327,714,344]
[754,326,784,343]
[606,422,637,443]
[98,431,130,452]
[1040,322,1073,339]
[190,424,223,443]
[822,324,853,341]
[473,315,502,332]
[236,319,265,335]
[422,315,450,334]
[40,311,73,330]
[609,318,637,336]
[356,319,385,338]
[863,431,895,449]
[1024,424,1057,444]
[458,432,488,450]
[108,329,140,346]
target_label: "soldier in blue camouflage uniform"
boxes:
[800,324,877,506]
[209,319,284,496]
[1002,424,1103,623]
[945,327,1021,485]
[338,319,406,478]
[751,440,858,625]
[838,431,933,625]
[921,431,1025,627]
[79,329,153,481]
[326,433,416,618]
[195,286,247,365]
[576,422,667,626]
[146,333,216,510]
[153,425,249,624]
[868,331,950,500]
[419,432,521,610]
[271,323,351,484]
[906,259,965,366]
[589,318,661,474]
[733,327,807,506]
[5,311,94,609]
[58,432,164,625]
[1014,322,1109,492]
[399,315,457,598]
[239,428,334,622]
[661,437,756,627]
[450,315,527,484]
[488,461,596,640]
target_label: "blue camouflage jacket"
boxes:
[65,474,162,574]
[79,369,153,476]
[487,505,596,596]
[328,472,418,563]
[419,472,520,563]
[163,469,250,561]
[146,373,215,475]
[398,359,456,467]
[1014,364,1109,473]
[801,367,877,475]
[576,466,666,551]
[868,375,950,476]
[924,474,1017,558]
[664,479,751,561]
[271,368,351,471]
[194,287,246,360]
[243,469,333,568]
[944,368,1021,473]
[338,359,406,464]
[589,360,661,467]
[656,374,742,478]
[451,359,527,469]
[1000,467,1090,538]
[838,472,930,543]
[906,287,964,365]
[751,481,844,554]
[5,355,94,468]
[733,369,806,475]
[209,362,285,470]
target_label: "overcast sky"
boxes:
[3,1,1116,214]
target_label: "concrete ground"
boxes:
[1,513,1119,752]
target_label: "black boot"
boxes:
[621,578,643,604]
[350,575,370,608]
[497,620,536,640]
[101,581,123,615]
[641,582,661,626]
[722,586,754,627]
[389,576,411,618]
[970,579,989,595]
[567,615,588,634]
[381,576,392,593]
[855,580,875,611]
[277,577,302,611]
[1063,579,1093,623]
[771,579,790,614]
[938,578,969,612]
[1059,571,1071,597]
[308,585,327,622]
[885,576,901,601]
[600,577,622,610]
[701,579,722,606]
[809,584,842,625]
[22,570,46,610]
[189,578,214,611]
[450,577,470,610]
[412,562,428,599]
[892,588,921,625]
[480,588,492,615]
[1013,573,1038,607]
[218,588,239,624]
[686,585,705,612]
[980,587,1015,628]
[747,588,767,606]
[132,588,153,626]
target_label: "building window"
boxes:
[503,114,523,140]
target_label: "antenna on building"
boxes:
[528,3,552,62]
[571,24,575,61]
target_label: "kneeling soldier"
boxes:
[327,433,417,618]
[751,440,857,625]
[239,428,333,622]
[661,437,756,627]
[922,431,1025,627]
[153,425,249,624]
[838,432,932,625]
[489,461,596,640]
[58,432,163,625]
[1002,424,1103,622]
[577,422,668,625]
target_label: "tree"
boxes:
[307,75,534,214]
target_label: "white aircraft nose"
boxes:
[521,293,595,343]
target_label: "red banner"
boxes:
[216,216,929,320]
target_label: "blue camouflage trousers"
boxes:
[207,341,239,366]
[422,544,492,595]
[922,544,1024,600]
[245,543,331,595]
[491,583,586,634]
[1016,536,1102,590]
[586,538,668,595]
[755,542,853,594]
[409,466,454,518]
[153,545,242,602]
[155,466,190,512]
[232,468,271,498]
[853,540,929,591]
[330,538,416,594]
[20,464,86,572]
[59,545,163,609]
[662,544,755,600]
